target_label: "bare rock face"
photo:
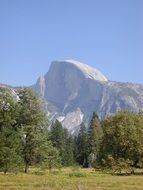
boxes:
[32,60,143,133]
[1,60,143,134]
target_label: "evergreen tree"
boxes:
[0,126,23,174]
[50,120,74,166]
[49,120,65,162]
[62,128,74,166]
[0,88,23,173]
[76,122,88,167]
[88,112,102,167]
[17,88,53,173]
[0,87,61,173]
[32,127,61,170]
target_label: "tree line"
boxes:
[0,87,143,174]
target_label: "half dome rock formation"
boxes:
[63,60,108,82]
[33,61,107,113]
[1,60,142,134]
[32,60,143,134]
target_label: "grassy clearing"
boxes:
[0,168,143,190]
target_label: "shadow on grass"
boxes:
[111,171,143,176]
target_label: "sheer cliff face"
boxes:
[33,60,143,133]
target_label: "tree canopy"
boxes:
[99,111,143,172]
[0,87,143,174]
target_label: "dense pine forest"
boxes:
[0,87,143,174]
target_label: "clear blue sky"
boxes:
[0,0,143,86]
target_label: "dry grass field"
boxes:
[0,168,143,190]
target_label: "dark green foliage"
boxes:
[74,114,102,168]
[87,112,103,167]
[43,145,61,170]
[49,120,74,166]
[0,126,23,174]
[50,120,65,155]
[99,111,143,172]
[75,123,89,167]
[17,88,60,172]
[0,88,23,173]
[0,87,60,173]
[62,129,74,166]
[1,86,143,174]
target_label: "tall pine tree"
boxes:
[75,122,88,167]
[50,120,74,166]
[62,128,74,166]
[88,112,103,167]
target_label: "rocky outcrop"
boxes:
[32,60,143,133]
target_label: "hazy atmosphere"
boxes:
[0,0,143,86]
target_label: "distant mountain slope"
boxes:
[0,84,19,101]
[0,61,143,134]
[32,60,143,133]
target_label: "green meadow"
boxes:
[0,168,143,190]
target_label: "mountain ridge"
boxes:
[32,60,143,133]
[0,60,143,134]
